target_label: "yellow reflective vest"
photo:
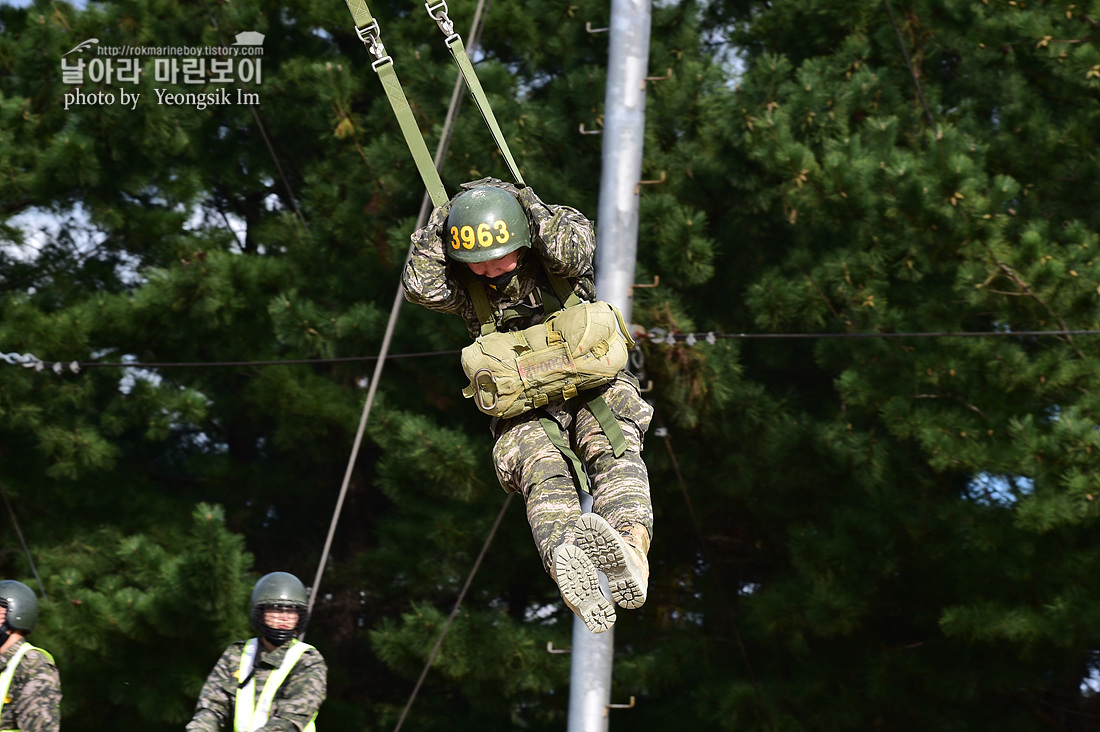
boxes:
[234,638,317,732]
[0,642,55,732]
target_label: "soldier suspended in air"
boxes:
[403,178,654,633]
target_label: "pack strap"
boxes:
[461,259,581,335]
[586,393,628,458]
[343,0,449,208]
[542,270,582,312]
[459,269,498,336]
[423,1,525,185]
[539,416,590,494]
[537,391,628,493]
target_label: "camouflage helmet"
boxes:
[249,572,309,646]
[0,580,39,634]
[444,187,531,263]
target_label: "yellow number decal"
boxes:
[452,221,511,249]
[477,223,494,247]
[460,225,476,249]
[494,220,511,244]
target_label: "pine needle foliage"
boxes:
[3,0,1100,729]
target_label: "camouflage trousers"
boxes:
[491,372,654,574]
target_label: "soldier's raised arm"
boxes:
[402,199,468,316]
[517,186,595,279]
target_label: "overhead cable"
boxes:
[5,329,1100,376]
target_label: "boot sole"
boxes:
[575,514,648,610]
[553,544,616,634]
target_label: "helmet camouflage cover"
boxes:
[444,187,531,263]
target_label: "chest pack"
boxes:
[459,268,634,419]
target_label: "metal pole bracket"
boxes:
[604,696,636,717]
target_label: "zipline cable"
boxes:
[0,481,48,600]
[653,418,776,731]
[3,327,1100,374]
[392,493,514,732]
[308,0,494,621]
[6,328,1100,376]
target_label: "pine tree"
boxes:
[4,0,1100,729]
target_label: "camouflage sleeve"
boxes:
[186,643,241,732]
[516,186,596,280]
[402,199,469,316]
[259,647,327,732]
[9,649,61,732]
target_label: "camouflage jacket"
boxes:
[0,639,61,732]
[187,638,327,732]
[403,177,597,339]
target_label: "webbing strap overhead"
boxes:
[445,35,525,185]
[343,0,449,208]
[424,1,525,185]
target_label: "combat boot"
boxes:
[552,543,616,633]
[574,514,649,610]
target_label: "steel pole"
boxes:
[567,1,652,730]
[593,0,652,326]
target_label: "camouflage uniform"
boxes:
[0,639,61,732]
[403,178,654,574]
[187,639,326,732]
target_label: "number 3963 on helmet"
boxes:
[444,187,531,264]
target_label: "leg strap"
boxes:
[587,394,628,458]
[539,417,590,494]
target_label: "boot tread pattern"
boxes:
[575,514,647,610]
[553,544,616,633]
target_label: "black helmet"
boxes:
[249,572,309,647]
[0,580,39,640]
[444,187,531,264]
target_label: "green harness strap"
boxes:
[537,398,627,495]
[423,2,525,186]
[340,1,626,481]
[539,416,590,494]
[343,0,449,208]
[464,262,627,481]
[587,393,628,459]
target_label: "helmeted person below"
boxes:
[403,178,654,633]
[187,572,327,732]
[0,579,61,732]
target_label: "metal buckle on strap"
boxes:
[355,19,380,44]
[355,20,390,64]
[424,1,455,36]
[472,368,499,411]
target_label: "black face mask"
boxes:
[476,269,518,291]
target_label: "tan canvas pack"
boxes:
[460,301,634,419]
